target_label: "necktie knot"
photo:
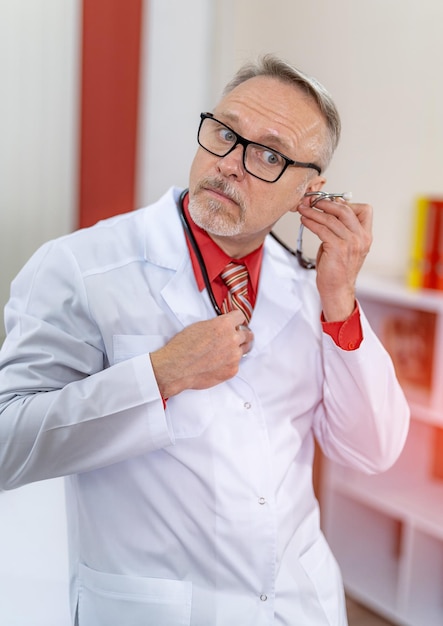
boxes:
[220,262,253,323]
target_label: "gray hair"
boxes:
[222,54,341,171]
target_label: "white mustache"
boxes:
[196,177,243,208]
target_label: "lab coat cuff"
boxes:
[132,354,175,448]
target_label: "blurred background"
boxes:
[2,0,443,321]
[1,0,442,624]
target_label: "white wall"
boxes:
[212,0,443,279]
[136,0,214,205]
[0,0,81,331]
[0,2,80,624]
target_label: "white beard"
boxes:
[188,179,246,237]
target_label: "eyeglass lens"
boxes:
[198,116,286,182]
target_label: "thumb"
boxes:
[222,308,247,327]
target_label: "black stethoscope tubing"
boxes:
[178,189,224,316]
[177,188,317,318]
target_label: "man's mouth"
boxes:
[200,181,240,207]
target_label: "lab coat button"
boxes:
[244,402,252,409]
[260,593,268,601]
[258,496,266,505]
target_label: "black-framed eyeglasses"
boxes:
[197,112,322,183]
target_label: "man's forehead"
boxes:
[216,76,322,125]
[219,74,314,106]
[213,76,326,153]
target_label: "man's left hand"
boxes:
[298,196,373,321]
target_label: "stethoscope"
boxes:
[179,189,224,316]
[178,189,352,317]
[269,190,353,269]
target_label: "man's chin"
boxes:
[189,199,243,237]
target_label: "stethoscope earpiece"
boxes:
[304,191,352,206]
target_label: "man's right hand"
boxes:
[150,310,253,399]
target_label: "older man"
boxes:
[0,55,409,625]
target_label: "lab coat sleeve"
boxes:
[0,242,173,490]
[314,306,410,473]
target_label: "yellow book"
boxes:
[407,197,429,288]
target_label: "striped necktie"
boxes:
[220,262,253,324]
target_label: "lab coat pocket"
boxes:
[112,334,215,438]
[166,388,215,438]
[299,533,346,626]
[113,334,167,365]
[77,563,192,626]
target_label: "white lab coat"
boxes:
[0,187,409,625]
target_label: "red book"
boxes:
[432,426,443,480]
[422,198,443,290]
[434,199,443,290]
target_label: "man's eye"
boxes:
[220,129,236,143]
[263,150,280,165]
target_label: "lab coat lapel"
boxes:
[162,261,215,327]
[142,189,215,327]
[249,242,302,356]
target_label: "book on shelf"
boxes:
[407,196,443,290]
[432,426,443,481]
[381,308,436,395]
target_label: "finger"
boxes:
[237,325,253,344]
[300,208,348,242]
[304,198,372,229]
[222,308,247,327]
[351,202,373,232]
[220,309,250,338]
[239,327,254,355]
[300,198,351,225]
[300,201,370,239]
[215,310,251,353]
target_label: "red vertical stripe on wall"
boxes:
[78,0,144,228]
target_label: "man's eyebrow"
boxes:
[217,111,294,155]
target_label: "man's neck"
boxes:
[207,229,269,259]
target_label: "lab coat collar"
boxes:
[142,187,187,271]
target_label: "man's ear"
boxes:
[289,175,327,212]
[306,174,327,194]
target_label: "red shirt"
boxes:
[182,193,362,350]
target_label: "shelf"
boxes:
[405,530,443,624]
[407,399,443,426]
[330,469,443,540]
[324,491,402,609]
[324,485,443,626]
[322,275,443,626]
[355,277,443,424]
[325,419,443,539]
[357,273,443,313]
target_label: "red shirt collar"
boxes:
[182,191,263,306]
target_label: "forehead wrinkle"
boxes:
[214,85,325,161]
[215,108,294,154]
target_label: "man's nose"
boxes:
[216,144,246,179]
